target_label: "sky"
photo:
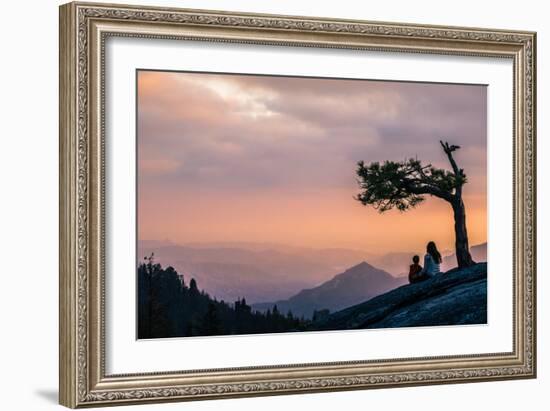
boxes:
[137,70,487,254]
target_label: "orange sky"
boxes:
[137,70,487,254]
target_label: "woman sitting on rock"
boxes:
[419,241,442,278]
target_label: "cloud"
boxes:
[137,70,487,250]
[139,157,182,176]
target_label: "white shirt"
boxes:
[421,253,441,277]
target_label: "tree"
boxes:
[189,278,199,295]
[201,302,222,335]
[355,140,474,268]
[137,261,311,339]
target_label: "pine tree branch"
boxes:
[404,179,454,202]
[440,140,461,176]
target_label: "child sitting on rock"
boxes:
[408,255,425,284]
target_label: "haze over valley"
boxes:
[138,240,487,314]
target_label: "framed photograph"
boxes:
[59,2,536,408]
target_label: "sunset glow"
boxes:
[137,70,487,255]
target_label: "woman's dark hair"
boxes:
[426,241,442,263]
[412,255,420,264]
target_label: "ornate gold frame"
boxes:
[59,1,536,408]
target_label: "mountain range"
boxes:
[138,241,370,303]
[252,262,407,319]
[441,242,487,271]
[138,240,487,308]
[367,242,487,275]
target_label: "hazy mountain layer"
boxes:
[138,241,486,305]
[369,242,487,276]
[252,262,407,319]
[138,242,370,303]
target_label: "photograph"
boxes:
[136,70,488,339]
[55,2,536,407]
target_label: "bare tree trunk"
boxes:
[452,198,474,268]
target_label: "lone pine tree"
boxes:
[355,140,474,268]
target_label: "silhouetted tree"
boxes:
[355,141,474,268]
[189,278,198,294]
[312,309,330,322]
[201,303,222,335]
[137,261,310,339]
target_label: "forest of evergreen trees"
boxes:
[138,255,310,339]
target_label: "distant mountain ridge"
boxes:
[138,240,487,306]
[138,241,370,303]
[252,261,407,319]
[369,242,488,276]
[441,242,487,271]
